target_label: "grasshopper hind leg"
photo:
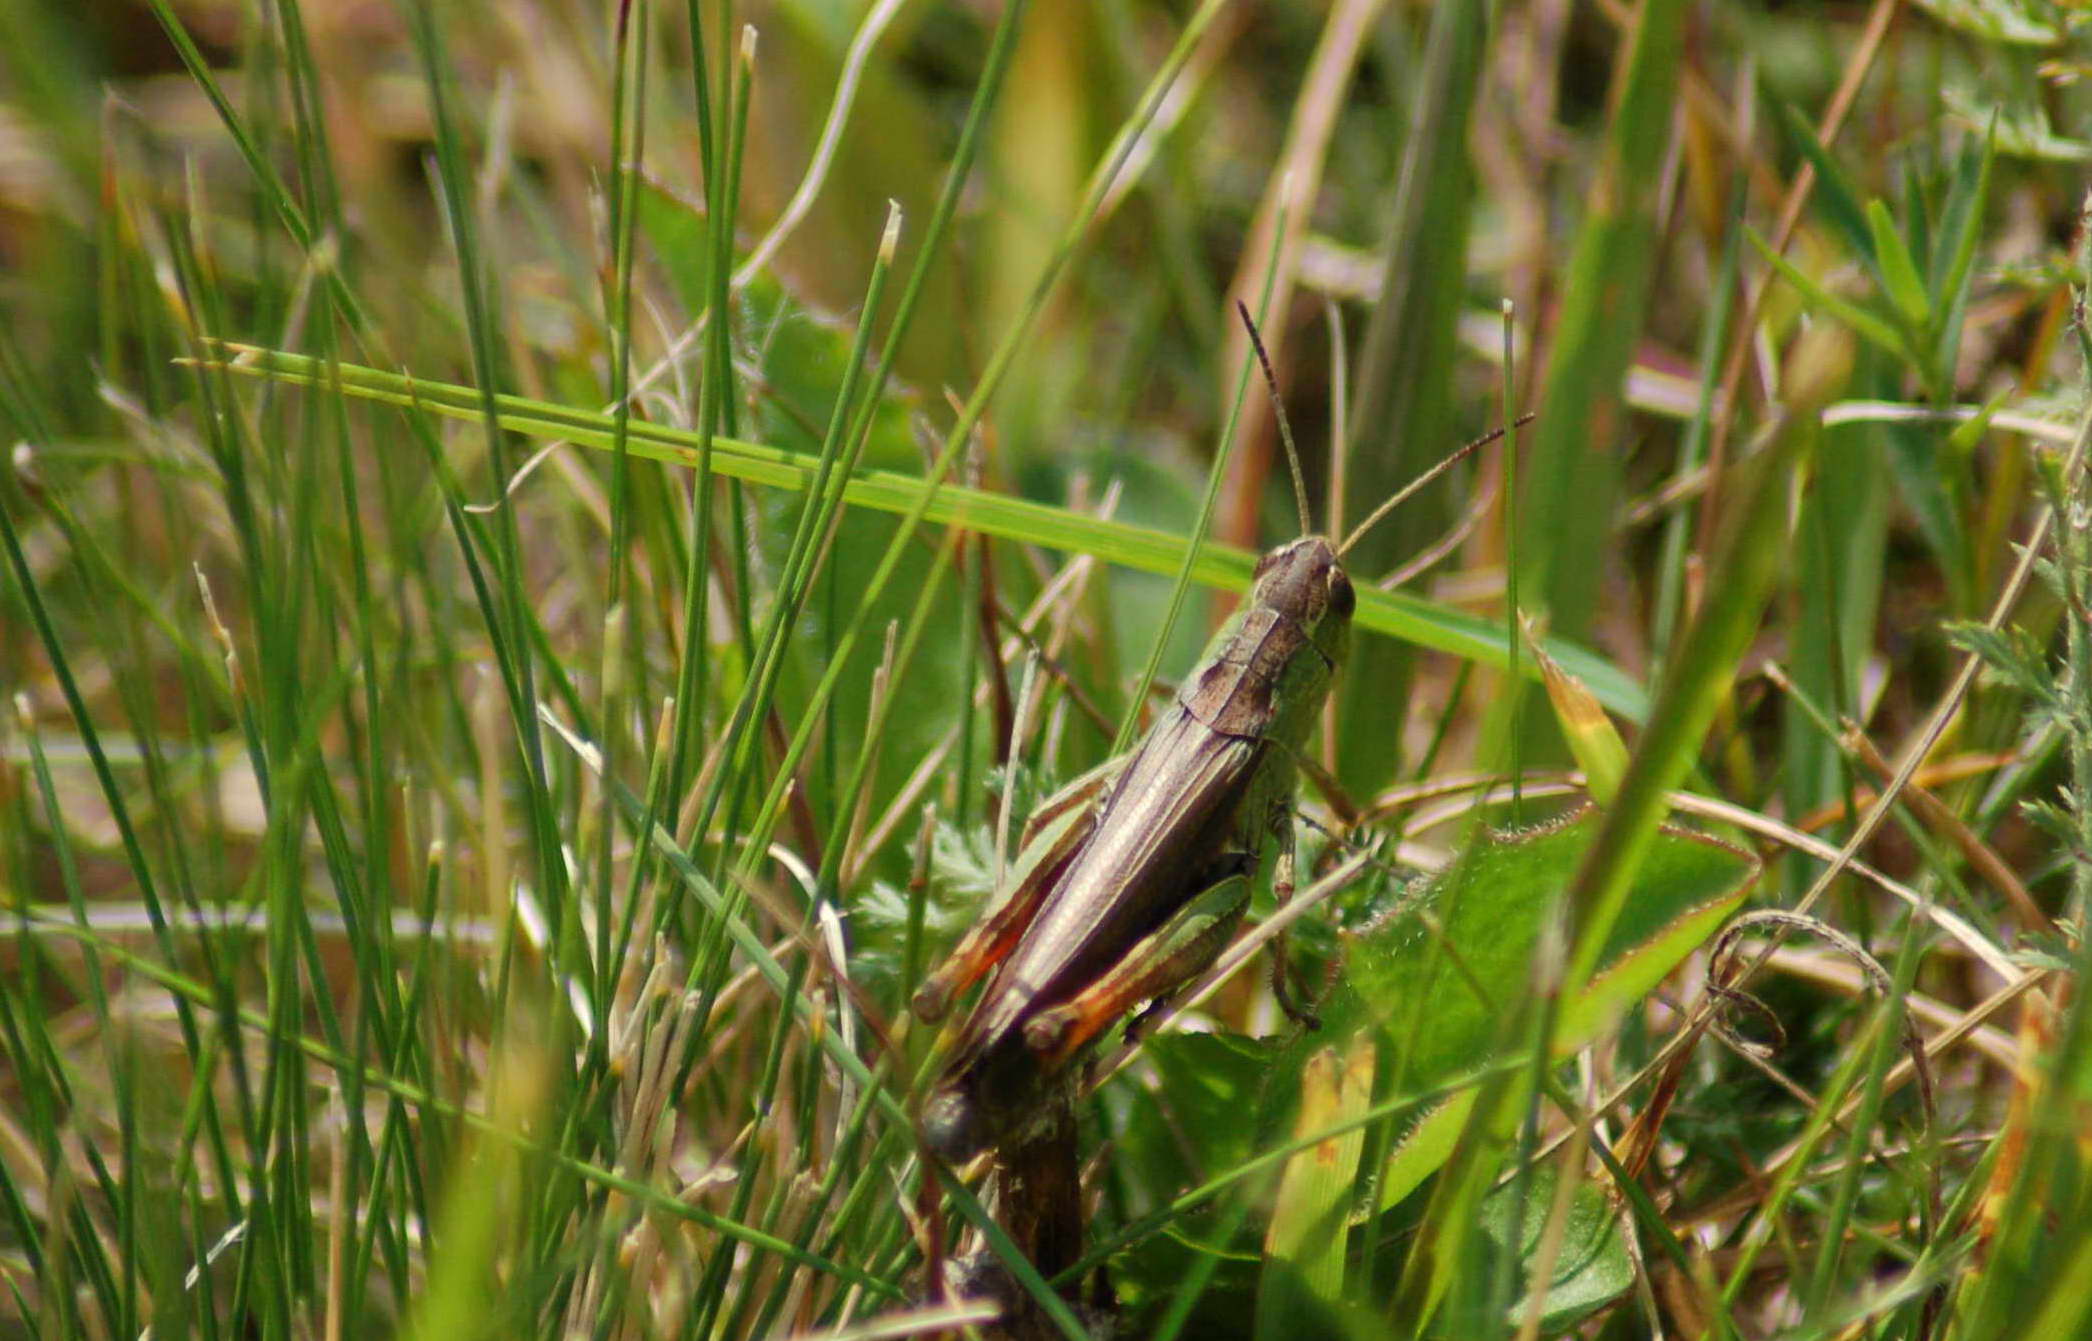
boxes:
[1020,865,1252,1066]
[911,760,1121,1024]
[912,803,1097,1023]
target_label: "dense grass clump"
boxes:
[2,2,2090,1337]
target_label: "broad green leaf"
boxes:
[1476,1164,1634,1336]
[1113,810,1753,1271]
[1554,818,1756,1042]
[1770,98,1873,265]
[1866,199,1930,330]
[1320,810,1754,1212]
[1111,1031,1275,1215]
[634,178,714,313]
[1913,0,2062,45]
[1747,230,1908,360]
[1257,1037,1376,1339]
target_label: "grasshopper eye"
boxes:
[1326,568,1355,617]
[1253,550,1280,579]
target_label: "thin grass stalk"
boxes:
[1709,1006,1893,1329]
[270,0,344,239]
[1803,913,1928,1322]
[665,7,748,845]
[315,301,400,1288]
[1112,208,1289,758]
[596,0,651,1030]
[0,336,218,1112]
[741,0,1238,896]
[954,473,984,831]
[405,0,571,983]
[691,525,965,1332]
[185,183,351,1308]
[704,208,899,896]
[715,29,759,676]
[676,124,921,1285]
[139,0,372,338]
[1652,183,1747,664]
[1962,430,2092,1336]
[664,0,721,817]
[1501,300,1523,823]
[11,700,121,1256]
[1694,0,1897,547]
[751,1076,894,1333]
[23,903,890,1303]
[688,67,1282,1322]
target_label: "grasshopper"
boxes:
[914,527,1351,1162]
[913,309,1507,1170]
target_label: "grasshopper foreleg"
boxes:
[1266,805,1322,1031]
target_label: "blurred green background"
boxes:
[5,0,2092,1336]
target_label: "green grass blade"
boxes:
[202,345,1650,719]
[1515,0,1687,639]
[1336,0,1488,791]
[1562,324,1851,1001]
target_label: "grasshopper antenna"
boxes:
[1336,413,1536,560]
[1236,300,1313,538]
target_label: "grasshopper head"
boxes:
[1251,535,1355,667]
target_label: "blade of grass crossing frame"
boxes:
[204,340,1655,721]
[1334,0,1486,794]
